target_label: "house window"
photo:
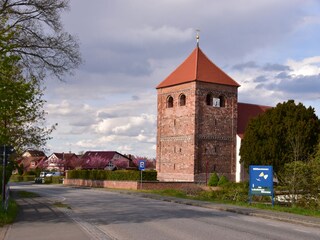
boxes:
[106,161,114,170]
[206,93,213,106]
[213,98,220,107]
[206,93,225,107]
[219,95,225,107]
[179,94,186,106]
[167,96,173,108]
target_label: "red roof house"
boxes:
[81,151,134,170]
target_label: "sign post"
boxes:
[138,160,146,189]
[1,145,15,210]
[249,165,274,206]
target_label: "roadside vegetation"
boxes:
[0,199,18,226]
[146,182,320,217]
[0,190,41,226]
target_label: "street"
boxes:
[5,183,320,240]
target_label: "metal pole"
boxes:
[140,170,142,189]
[2,145,6,209]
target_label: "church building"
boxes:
[156,41,269,183]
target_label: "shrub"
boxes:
[67,169,157,181]
[26,170,36,176]
[208,172,219,186]
[205,182,248,202]
[217,175,229,186]
[10,175,35,182]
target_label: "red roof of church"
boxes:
[157,47,240,89]
[237,102,271,138]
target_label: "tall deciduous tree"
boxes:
[0,54,56,153]
[0,0,81,80]
[240,100,320,175]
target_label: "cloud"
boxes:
[262,63,291,72]
[44,0,320,157]
[93,113,156,136]
[253,75,268,83]
[287,56,320,76]
[232,55,320,106]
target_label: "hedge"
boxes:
[67,170,157,181]
[10,175,36,182]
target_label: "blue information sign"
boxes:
[249,165,274,205]
[138,160,146,171]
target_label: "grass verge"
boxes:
[145,188,320,218]
[0,199,19,227]
[17,191,40,198]
[53,201,71,209]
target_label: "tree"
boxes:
[240,100,320,175]
[279,158,320,209]
[0,54,56,153]
[0,0,81,80]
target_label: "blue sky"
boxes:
[44,0,320,157]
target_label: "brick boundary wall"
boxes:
[63,178,206,191]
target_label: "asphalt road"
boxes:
[6,184,320,240]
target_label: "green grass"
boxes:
[52,201,71,209]
[17,191,40,198]
[148,189,187,198]
[146,188,320,218]
[0,199,19,226]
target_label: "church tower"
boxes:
[156,44,240,182]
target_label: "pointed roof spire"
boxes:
[196,29,200,47]
[156,47,240,89]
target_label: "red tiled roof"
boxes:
[24,150,46,157]
[157,47,240,89]
[18,156,46,170]
[81,151,118,160]
[237,102,272,138]
[52,152,77,161]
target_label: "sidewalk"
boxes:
[0,190,91,240]
[120,190,320,228]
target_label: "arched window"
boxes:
[179,94,186,106]
[219,96,225,107]
[167,96,173,108]
[206,93,213,106]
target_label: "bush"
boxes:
[26,170,36,176]
[208,172,219,186]
[67,169,157,181]
[10,175,35,182]
[44,176,63,184]
[217,175,229,186]
[206,182,248,202]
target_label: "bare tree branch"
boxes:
[0,0,81,80]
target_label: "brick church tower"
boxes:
[156,45,240,182]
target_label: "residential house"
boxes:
[81,151,134,170]
[46,152,79,172]
[17,150,47,173]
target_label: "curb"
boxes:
[0,225,10,240]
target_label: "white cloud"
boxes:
[44,0,320,157]
[287,56,320,76]
[93,113,156,137]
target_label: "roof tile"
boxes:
[157,47,240,88]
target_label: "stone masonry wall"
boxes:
[63,178,203,191]
[157,82,197,182]
[156,81,238,183]
[195,82,238,182]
